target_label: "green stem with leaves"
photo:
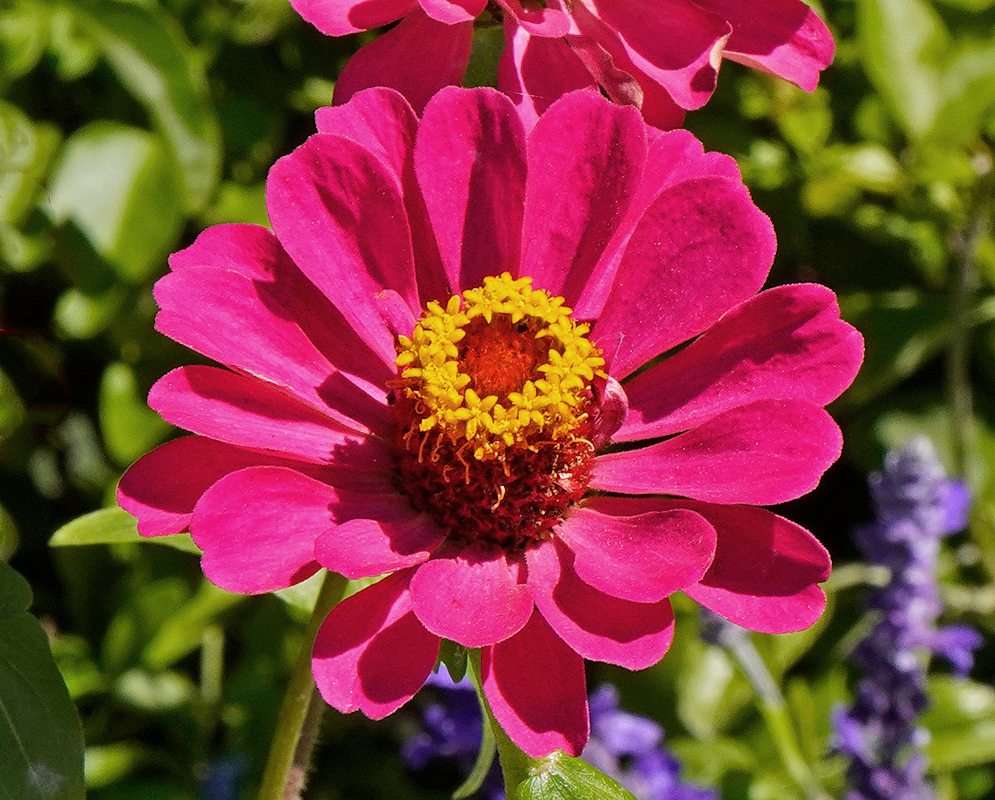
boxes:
[256,571,348,800]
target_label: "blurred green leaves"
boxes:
[0,561,85,800]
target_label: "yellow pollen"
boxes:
[394,273,605,460]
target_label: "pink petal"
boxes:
[527,539,676,669]
[154,267,389,435]
[165,225,395,394]
[697,0,834,91]
[267,132,420,369]
[498,21,597,130]
[592,175,775,379]
[592,399,842,504]
[315,505,445,579]
[555,502,715,602]
[521,91,647,308]
[415,87,527,292]
[496,0,571,36]
[118,436,285,537]
[316,88,417,188]
[617,284,864,441]
[313,571,440,719]
[409,541,532,647]
[190,466,337,593]
[615,498,832,633]
[289,0,414,35]
[570,0,728,111]
[148,366,370,463]
[417,0,486,24]
[482,610,589,757]
[333,10,472,114]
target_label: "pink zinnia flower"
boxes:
[291,0,834,129]
[118,87,861,757]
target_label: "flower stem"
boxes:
[256,571,348,800]
[467,650,534,797]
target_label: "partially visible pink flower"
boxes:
[118,87,861,757]
[291,0,834,129]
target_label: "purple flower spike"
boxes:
[835,438,981,800]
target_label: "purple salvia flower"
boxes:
[405,670,715,800]
[835,437,982,800]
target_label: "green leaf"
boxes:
[858,0,946,139]
[514,751,638,800]
[0,99,61,226]
[931,41,995,145]
[98,362,171,465]
[143,579,242,670]
[49,507,201,555]
[0,560,85,800]
[47,121,183,283]
[0,0,49,80]
[74,0,221,212]
[923,676,995,772]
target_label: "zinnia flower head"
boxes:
[290,0,834,129]
[118,86,862,757]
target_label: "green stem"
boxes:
[256,571,348,800]
[467,650,534,798]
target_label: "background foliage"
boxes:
[2,0,995,797]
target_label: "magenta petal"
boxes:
[315,508,445,579]
[333,10,472,114]
[154,267,389,435]
[698,0,834,91]
[290,0,413,34]
[521,91,646,308]
[191,466,335,593]
[149,366,368,463]
[592,175,775,379]
[528,540,675,669]
[315,88,418,187]
[482,611,588,757]
[498,21,598,130]
[409,541,532,647]
[592,399,842,504]
[313,572,440,719]
[267,133,419,369]
[118,437,282,537]
[617,284,864,441]
[415,87,527,291]
[556,502,714,602]
[417,0,486,24]
[169,222,279,279]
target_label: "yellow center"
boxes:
[394,273,605,461]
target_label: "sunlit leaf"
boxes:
[0,560,85,800]
[98,362,171,465]
[923,676,995,772]
[50,507,201,555]
[515,751,638,800]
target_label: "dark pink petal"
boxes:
[333,10,472,114]
[521,92,646,308]
[191,466,335,593]
[415,87,527,292]
[618,284,864,441]
[498,22,598,130]
[290,0,413,35]
[165,225,396,394]
[418,0,486,24]
[527,539,676,669]
[315,504,445,579]
[697,0,834,91]
[149,366,368,463]
[316,88,418,187]
[594,497,831,633]
[592,176,775,379]
[571,0,728,111]
[556,502,714,602]
[154,267,389,435]
[267,133,420,369]
[482,611,588,757]
[118,437,284,537]
[313,572,440,718]
[496,0,571,36]
[409,541,532,647]
[592,399,842,504]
